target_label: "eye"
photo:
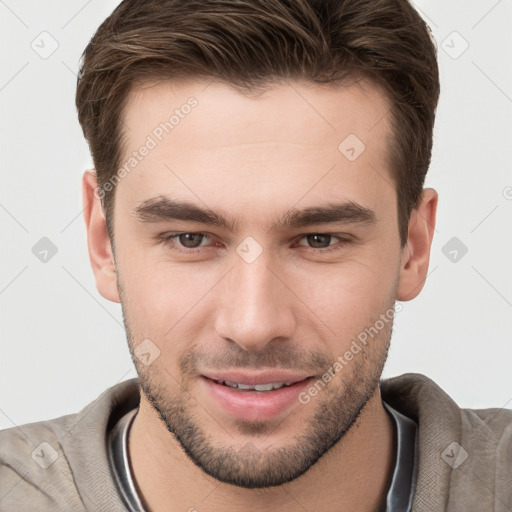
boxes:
[160,232,213,251]
[297,234,347,249]
[176,233,209,248]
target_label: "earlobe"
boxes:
[396,188,438,301]
[82,170,121,303]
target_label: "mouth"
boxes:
[199,372,315,422]
[210,379,298,392]
[201,369,313,387]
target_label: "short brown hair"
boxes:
[76,0,439,247]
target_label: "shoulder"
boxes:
[0,379,139,512]
[381,373,512,511]
[0,412,87,511]
[381,372,512,440]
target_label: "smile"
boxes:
[214,380,294,391]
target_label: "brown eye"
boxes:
[178,233,206,248]
[295,233,350,253]
[159,232,216,253]
[305,234,333,248]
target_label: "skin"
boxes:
[82,78,437,512]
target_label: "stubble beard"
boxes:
[122,309,392,489]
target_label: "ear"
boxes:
[397,188,438,301]
[82,170,121,303]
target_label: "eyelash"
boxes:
[158,232,351,254]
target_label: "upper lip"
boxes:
[202,370,313,386]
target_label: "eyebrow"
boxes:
[132,196,377,231]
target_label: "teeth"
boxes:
[216,380,293,391]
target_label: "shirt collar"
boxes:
[108,400,417,512]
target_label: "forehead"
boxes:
[122,78,391,148]
[116,78,395,225]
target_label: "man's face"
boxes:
[112,78,403,488]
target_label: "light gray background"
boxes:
[1,0,511,429]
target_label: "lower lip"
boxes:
[200,376,313,422]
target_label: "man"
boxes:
[1,0,511,510]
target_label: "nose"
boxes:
[214,255,297,352]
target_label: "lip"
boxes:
[200,373,314,422]
[202,370,312,386]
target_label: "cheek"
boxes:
[291,256,397,337]
[118,247,222,338]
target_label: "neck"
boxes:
[129,385,395,512]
